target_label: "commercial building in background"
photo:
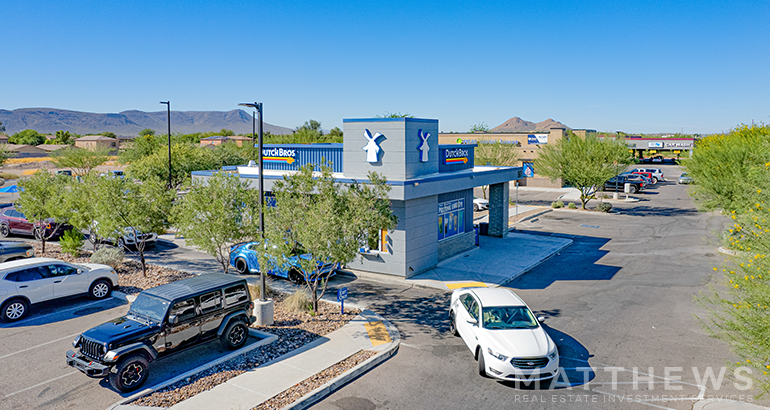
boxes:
[193,117,522,278]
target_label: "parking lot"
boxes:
[0,292,262,409]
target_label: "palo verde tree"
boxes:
[172,171,263,274]
[474,140,520,198]
[535,132,633,209]
[93,177,173,276]
[264,163,397,314]
[469,122,490,133]
[16,171,71,253]
[50,145,111,175]
[691,124,770,397]
[64,172,106,251]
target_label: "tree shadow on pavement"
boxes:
[505,231,620,290]
[614,205,700,217]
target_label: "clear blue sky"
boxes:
[3,0,768,134]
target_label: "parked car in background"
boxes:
[55,170,73,177]
[679,173,694,184]
[633,168,664,182]
[66,274,255,392]
[0,241,35,262]
[604,175,645,194]
[229,241,338,284]
[449,287,559,383]
[651,155,664,163]
[0,207,72,239]
[0,258,118,321]
[99,170,125,179]
[90,225,158,250]
[473,197,489,211]
[619,172,651,188]
[631,171,655,184]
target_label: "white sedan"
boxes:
[0,258,119,321]
[449,287,559,382]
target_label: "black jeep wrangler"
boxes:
[66,274,256,392]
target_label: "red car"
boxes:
[632,171,655,184]
[0,207,72,239]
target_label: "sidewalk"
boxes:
[112,309,399,410]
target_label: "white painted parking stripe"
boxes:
[0,332,80,360]
[4,371,77,398]
[0,299,117,328]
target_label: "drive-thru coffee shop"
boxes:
[193,118,522,278]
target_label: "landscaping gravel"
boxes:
[31,241,366,409]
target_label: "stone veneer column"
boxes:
[488,182,510,237]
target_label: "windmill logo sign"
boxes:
[263,147,296,164]
[418,129,430,162]
[444,148,469,165]
[362,129,383,163]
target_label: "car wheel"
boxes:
[449,311,459,337]
[652,177,658,184]
[109,354,150,393]
[1,298,28,322]
[289,269,304,285]
[33,228,42,240]
[473,204,480,212]
[117,238,126,249]
[629,185,637,194]
[0,224,9,238]
[220,320,248,350]
[89,233,98,244]
[234,258,249,275]
[89,279,112,300]
[478,348,488,377]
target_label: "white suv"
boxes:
[0,258,119,321]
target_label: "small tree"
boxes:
[93,177,172,276]
[172,172,262,274]
[16,171,71,253]
[474,140,519,199]
[469,122,490,133]
[65,172,105,250]
[9,129,45,145]
[535,132,633,209]
[0,144,10,167]
[265,163,397,314]
[51,145,110,175]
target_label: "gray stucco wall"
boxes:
[343,118,439,181]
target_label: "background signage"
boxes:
[443,148,469,165]
[527,134,548,145]
[647,141,664,148]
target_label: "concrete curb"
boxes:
[106,329,278,410]
[281,312,400,410]
[498,238,574,287]
[511,208,552,225]
[110,290,137,304]
[693,399,770,410]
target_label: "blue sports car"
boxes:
[229,242,338,284]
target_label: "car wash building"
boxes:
[193,118,522,278]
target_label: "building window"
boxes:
[438,198,465,241]
[360,229,388,253]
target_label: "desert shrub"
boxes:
[596,202,613,213]
[0,173,19,180]
[90,247,125,269]
[284,288,312,314]
[59,230,84,257]
[567,202,577,209]
[248,281,273,300]
[551,200,564,208]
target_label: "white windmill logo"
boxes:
[418,129,430,162]
[362,129,383,163]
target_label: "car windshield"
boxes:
[482,306,539,330]
[128,294,170,323]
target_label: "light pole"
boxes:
[238,102,265,300]
[160,101,171,188]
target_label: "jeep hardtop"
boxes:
[66,273,255,392]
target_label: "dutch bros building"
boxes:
[193,118,522,278]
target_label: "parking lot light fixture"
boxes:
[160,101,171,188]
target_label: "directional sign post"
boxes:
[337,287,348,315]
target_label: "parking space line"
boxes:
[0,299,117,328]
[0,332,79,360]
[4,371,77,398]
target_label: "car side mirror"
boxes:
[537,316,545,323]
[168,315,178,325]
[467,317,478,326]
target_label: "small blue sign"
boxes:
[337,287,348,314]
[337,287,348,301]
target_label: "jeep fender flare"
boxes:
[106,342,159,363]
[217,310,249,337]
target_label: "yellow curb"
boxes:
[364,320,392,347]
[446,282,487,290]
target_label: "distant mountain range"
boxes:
[490,117,570,133]
[0,108,294,136]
